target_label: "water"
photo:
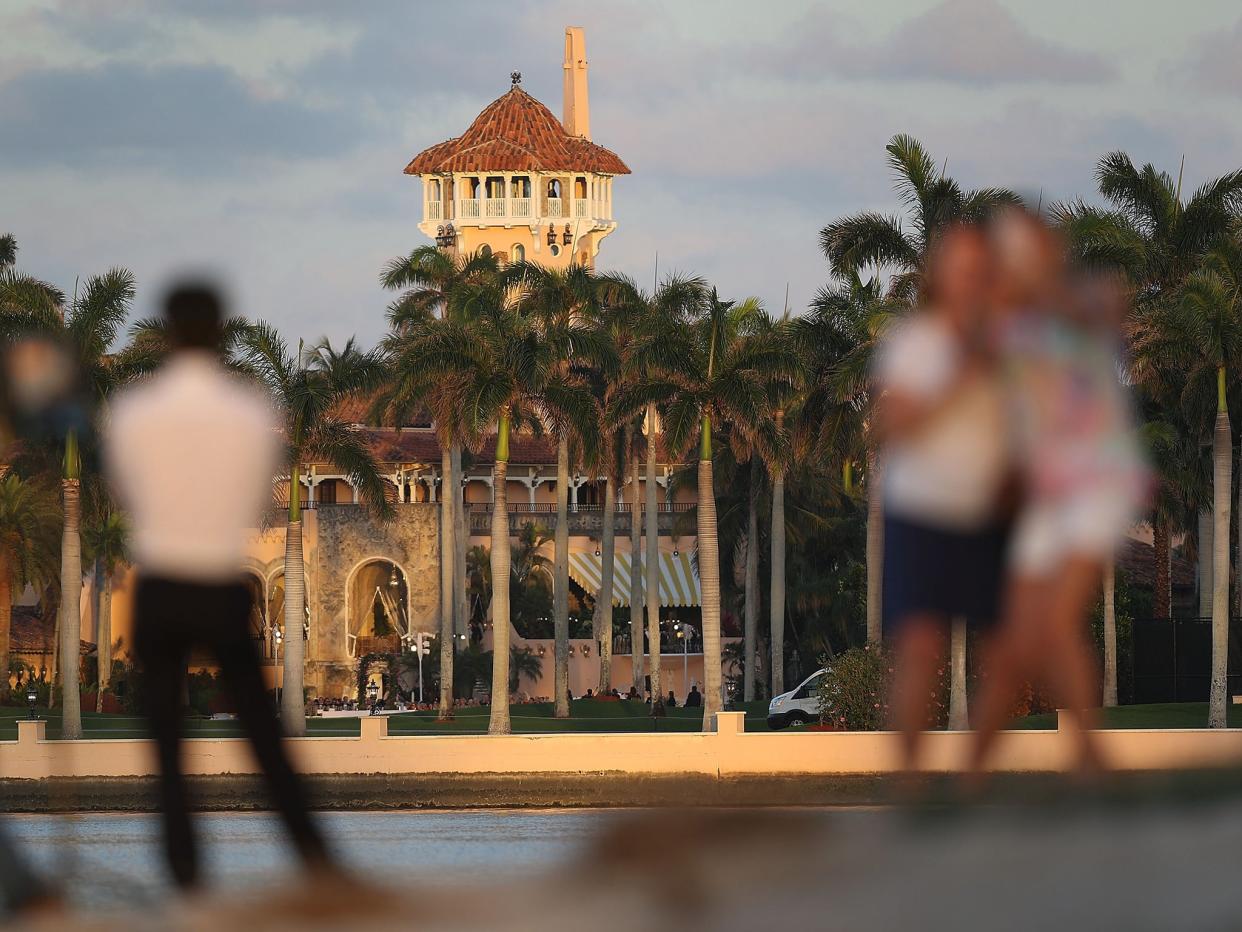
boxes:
[3,809,614,910]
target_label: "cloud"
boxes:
[0,61,371,172]
[771,0,1115,86]
[1178,16,1242,97]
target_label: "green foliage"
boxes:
[815,644,891,731]
[816,643,949,731]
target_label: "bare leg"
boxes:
[890,614,947,773]
[967,575,1045,779]
[1041,555,1106,773]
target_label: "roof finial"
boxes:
[510,71,522,87]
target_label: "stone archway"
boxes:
[345,558,410,659]
[241,571,270,659]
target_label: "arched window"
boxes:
[479,244,492,258]
[512,243,525,262]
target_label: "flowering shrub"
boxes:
[815,644,891,731]
[815,643,950,731]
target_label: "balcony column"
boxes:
[348,480,360,504]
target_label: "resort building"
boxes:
[73,27,713,706]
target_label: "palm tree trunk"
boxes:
[0,556,10,695]
[488,417,513,735]
[97,569,113,713]
[60,477,83,738]
[628,435,643,693]
[769,472,786,697]
[453,444,468,640]
[1153,517,1171,620]
[1102,558,1117,708]
[866,451,883,644]
[947,616,968,729]
[48,589,60,708]
[282,470,307,737]
[1198,509,1213,617]
[644,404,661,702]
[1208,386,1231,728]
[553,437,570,717]
[595,469,617,694]
[744,458,760,702]
[698,453,723,729]
[438,445,456,720]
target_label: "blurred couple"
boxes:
[874,209,1149,778]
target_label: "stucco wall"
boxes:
[9,714,1242,781]
[311,503,440,696]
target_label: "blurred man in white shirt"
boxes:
[105,283,331,891]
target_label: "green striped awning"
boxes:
[566,550,700,607]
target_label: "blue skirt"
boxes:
[881,514,1009,637]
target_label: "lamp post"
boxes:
[366,680,380,715]
[273,626,283,713]
[26,682,37,720]
[672,619,698,699]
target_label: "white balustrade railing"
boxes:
[546,198,563,218]
[425,201,443,220]
[485,198,506,218]
[511,197,532,218]
[573,199,589,218]
[458,199,481,219]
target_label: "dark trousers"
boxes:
[134,575,328,889]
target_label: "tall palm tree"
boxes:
[396,292,598,734]
[620,290,794,727]
[603,274,713,705]
[241,326,393,735]
[1056,153,1242,612]
[508,262,615,717]
[1133,238,1242,726]
[0,476,58,690]
[380,246,503,719]
[626,425,644,692]
[82,510,127,711]
[820,134,1021,302]
[1,264,137,737]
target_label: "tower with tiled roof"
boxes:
[405,27,629,267]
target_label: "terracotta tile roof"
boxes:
[358,428,558,467]
[354,427,670,469]
[11,605,93,656]
[404,87,630,176]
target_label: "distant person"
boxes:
[627,686,639,700]
[684,685,701,708]
[584,688,594,699]
[105,283,333,891]
[665,690,678,708]
[874,225,1011,773]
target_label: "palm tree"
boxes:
[83,510,127,711]
[1,263,137,737]
[0,476,58,690]
[621,289,794,727]
[1056,153,1242,612]
[396,292,598,734]
[508,262,614,718]
[820,134,1021,302]
[380,246,503,719]
[626,425,644,692]
[240,326,393,736]
[603,274,715,706]
[1132,238,1242,726]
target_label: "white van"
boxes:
[766,668,828,729]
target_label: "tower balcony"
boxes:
[432,195,611,227]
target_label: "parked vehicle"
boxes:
[767,668,829,729]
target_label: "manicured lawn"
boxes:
[0,699,774,740]
[1009,702,1242,731]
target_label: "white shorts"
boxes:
[1010,491,1136,576]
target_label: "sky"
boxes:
[3,0,1241,347]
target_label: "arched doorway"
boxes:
[266,567,310,653]
[347,559,410,659]
[242,572,270,659]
